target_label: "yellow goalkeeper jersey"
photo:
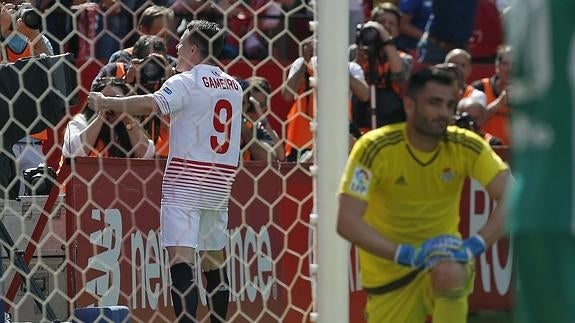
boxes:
[339,122,508,288]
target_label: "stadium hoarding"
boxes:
[64,151,512,322]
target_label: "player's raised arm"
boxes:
[88,92,160,116]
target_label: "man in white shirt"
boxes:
[89,20,242,323]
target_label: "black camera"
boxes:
[16,3,42,30]
[356,24,382,48]
[138,55,167,93]
[23,163,56,196]
[454,112,476,131]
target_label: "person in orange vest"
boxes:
[282,38,369,162]
[471,45,512,146]
[1,2,54,195]
[61,77,155,159]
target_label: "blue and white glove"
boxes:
[394,244,425,268]
[394,235,463,268]
[450,234,487,263]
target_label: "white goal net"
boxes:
[0,1,352,322]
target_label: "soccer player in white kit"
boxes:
[88,20,242,323]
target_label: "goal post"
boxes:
[315,0,351,323]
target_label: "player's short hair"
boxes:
[138,5,174,30]
[407,66,455,99]
[185,20,224,59]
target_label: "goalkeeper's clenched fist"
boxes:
[394,234,465,269]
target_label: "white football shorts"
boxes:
[161,204,228,250]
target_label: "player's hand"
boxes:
[448,234,487,263]
[394,235,463,269]
[88,91,106,112]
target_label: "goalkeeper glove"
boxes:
[450,234,487,263]
[394,235,463,268]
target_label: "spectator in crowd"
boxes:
[240,77,284,162]
[108,5,176,66]
[352,2,413,132]
[417,0,478,64]
[94,35,174,157]
[88,20,241,323]
[1,1,54,195]
[455,97,503,146]
[282,38,369,162]
[336,66,510,322]
[62,77,155,158]
[397,0,432,53]
[471,44,512,146]
[445,48,487,106]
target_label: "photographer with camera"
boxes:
[0,2,52,60]
[455,97,503,147]
[352,2,413,133]
[93,35,174,157]
[1,1,54,196]
[62,77,155,159]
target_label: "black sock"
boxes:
[204,266,230,323]
[170,262,198,323]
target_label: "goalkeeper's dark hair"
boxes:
[185,20,224,59]
[407,66,455,99]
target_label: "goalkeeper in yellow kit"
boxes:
[337,66,510,323]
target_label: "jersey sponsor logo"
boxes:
[394,175,407,186]
[162,86,173,95]
[441,168,455,182]
[350,167,371,196]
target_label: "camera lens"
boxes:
[22,9,42,29]
[359,26,382,47]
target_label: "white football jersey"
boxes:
[153,64,243,210]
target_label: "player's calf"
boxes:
[170,262,198,323]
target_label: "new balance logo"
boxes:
[86,208,122,307]
[395,175,407,186]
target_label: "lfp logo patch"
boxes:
[163,86,173,95]
[350,167,371,196]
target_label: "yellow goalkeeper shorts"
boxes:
[364,261,475,323]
